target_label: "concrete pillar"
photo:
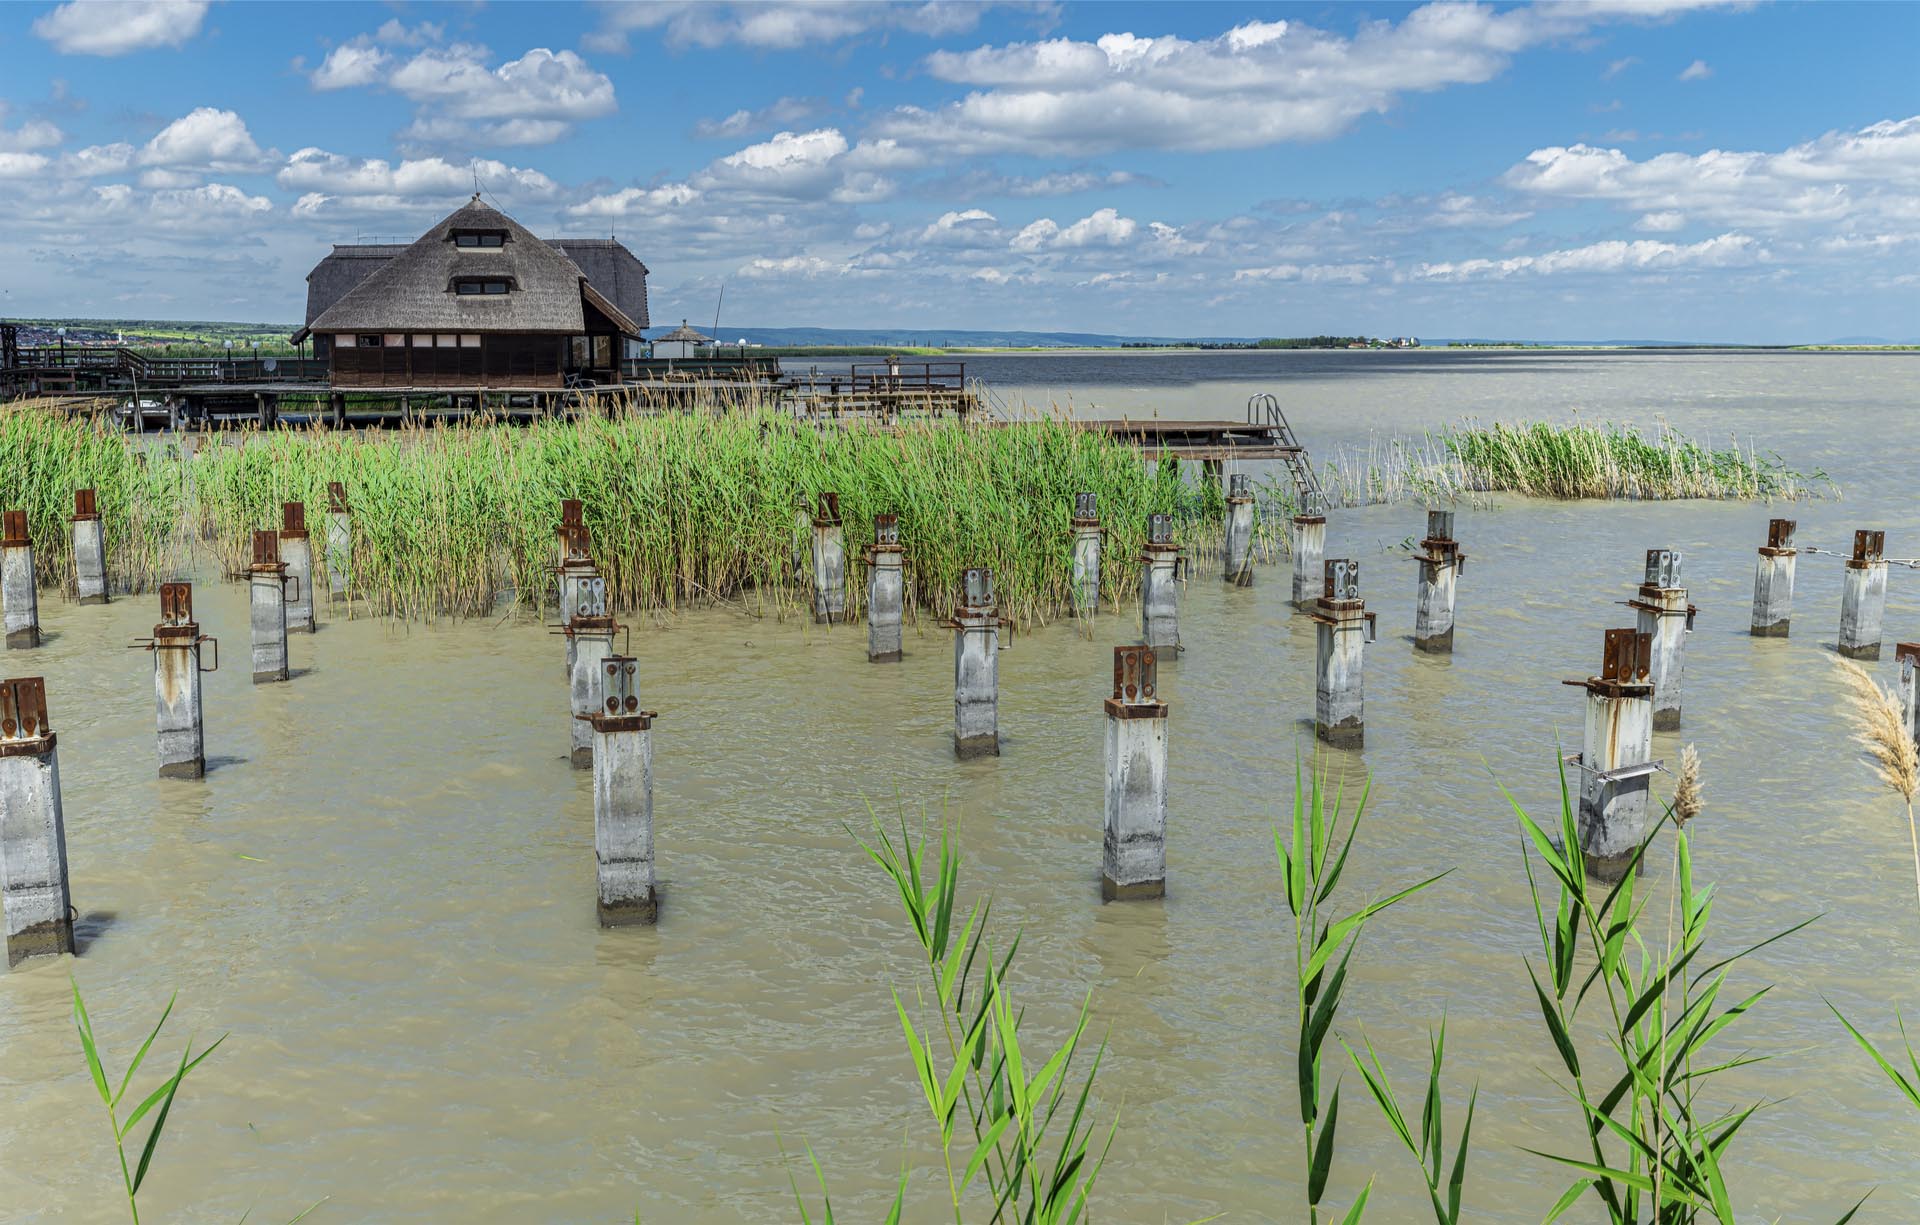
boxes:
[1839,530,1889,661]
[1751,518,1796,637]
[1310,559,1372,748]
[1070,492,1101,615]
[867,513,904,663]
[1223,474,1254,587]
[150,583,209,779]
[567,576,615,769]
[280,502,314,633]
[1413,508,1462,654]
[1,511,39,650]
[1290,513,1326,610]
[1571,629,1658,883]
[1632,549,1694,731]
[329,392,346,431]
[810,492,847,625]
[248,530,291,684]
[1,677,73,967]
[70,489,108,605]
[556,503,596,681]
[1898,644,1920,762]
[326,482,351,601]
[1141,513,1181,655]
[592,654,657,926]
[952,567,1001,760]
[1102,645,1169,902]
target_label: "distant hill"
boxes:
[655,326,1265,348]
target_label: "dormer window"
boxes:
[453,230,507,248]
[453,278,514,296]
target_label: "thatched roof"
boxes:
[550,239,650,331]
[297,198,644,340]
[655,320,710,344]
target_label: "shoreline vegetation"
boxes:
[0,404,1823,621]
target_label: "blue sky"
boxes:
[0,0,1914,341]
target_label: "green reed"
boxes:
[1324,419,1823,506]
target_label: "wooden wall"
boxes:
[330,334,565,388]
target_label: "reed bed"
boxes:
[1324,419,1823,506]
[0,402,1252,625]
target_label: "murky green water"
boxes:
[3,351,1918,1222]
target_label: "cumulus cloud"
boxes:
[586,0,1052,54]
[312,44,392,90]
[1413,232,1762,281]
[139,108,273,174]
[693,97,827,140]
[1678,59,1712,81]
[873,2,1742,156]
[566,183,700,218]
[1503,116,1920,233]
[276,148,560,216]
[32,0,208,56]
[0,119,64,153]
[1232,263,1374,284]
[0,153,51,180]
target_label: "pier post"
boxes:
[280,502,315,633]
[70,489,108,604]
[1839,530,1889,661]
[248,530,292,684]
[952,568,1002,759]
[1898,643,1920,762]
[1,677,73,967]
[1413,509,1463,654]
[325,482,351,601]
[149,583,213,779]
[329,392,345,431]
[1569,629,1658,883]
[568,575,616,769]
[1310,559,1374,748]
[867,513,904,663]
[1289,511,1326,610]
[593,655,657,925]
[1750,518,1796,637]
[1102,645,1169,902]
[1223,474,1254,587]
[556,503,596,681]
[1141,513,1182,655]
[2,511,39,649]
[1070,492,1101,615]
[810,492,848,625]
[1631,550,1694,731]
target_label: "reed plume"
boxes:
[1833,657,1920,917]
[1672,743,1704,827]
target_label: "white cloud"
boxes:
[693,97,826,140]
[1056,207,1136,247]
[874,2,1743,156]
[147,183,272,225]
[566,183,700,218]
[59,143,135,177]
[139,108,272,173]
[586,0,1050,54]
[1602,56,1638,80]
[1636,210,1686,232]
[1678,59,1712,81]
[277,149,560,218]
[32,0,208,56]
[1413,232,1762,281]
[0,120,64,153]
[1428,193,1532,228]
[0,153,52,179]
[1232,263,1373,284]
[918,208,999,245]
[312,44,392,91]
[1503,117,1920,232]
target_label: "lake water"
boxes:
[3,350,1919,1222]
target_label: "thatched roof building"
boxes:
[293,197,649,389]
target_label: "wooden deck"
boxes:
[1079,418,1303,460]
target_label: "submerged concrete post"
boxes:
[556,503,596,681]
[811,492,848,625]
[1102,645,1169,902]
[1413,508,1463,654]
[325,482,351,601]
[1750,518,1796,637]
[1839,529,1889,661]
[1310,559,1374,748]
[1289,511,1326,610]
[247,530,291,684]
[1140,513,1182,655]
[1223,473,1255,587]
[1569,629,1658,883]
[1,677,73,967]
[952,567,1002,759]
[1898,643,1920,762]
[280,502,314,633]
[70,489,107,605]
[593,655,657,926]
[567,574,615,769]
[1,511,38,650]
[1631,549,1694,731]
[867,513,904,663]
[148,582,213,779]
[1070,492,1102,615]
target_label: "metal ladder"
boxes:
[1248,393,1325,514]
